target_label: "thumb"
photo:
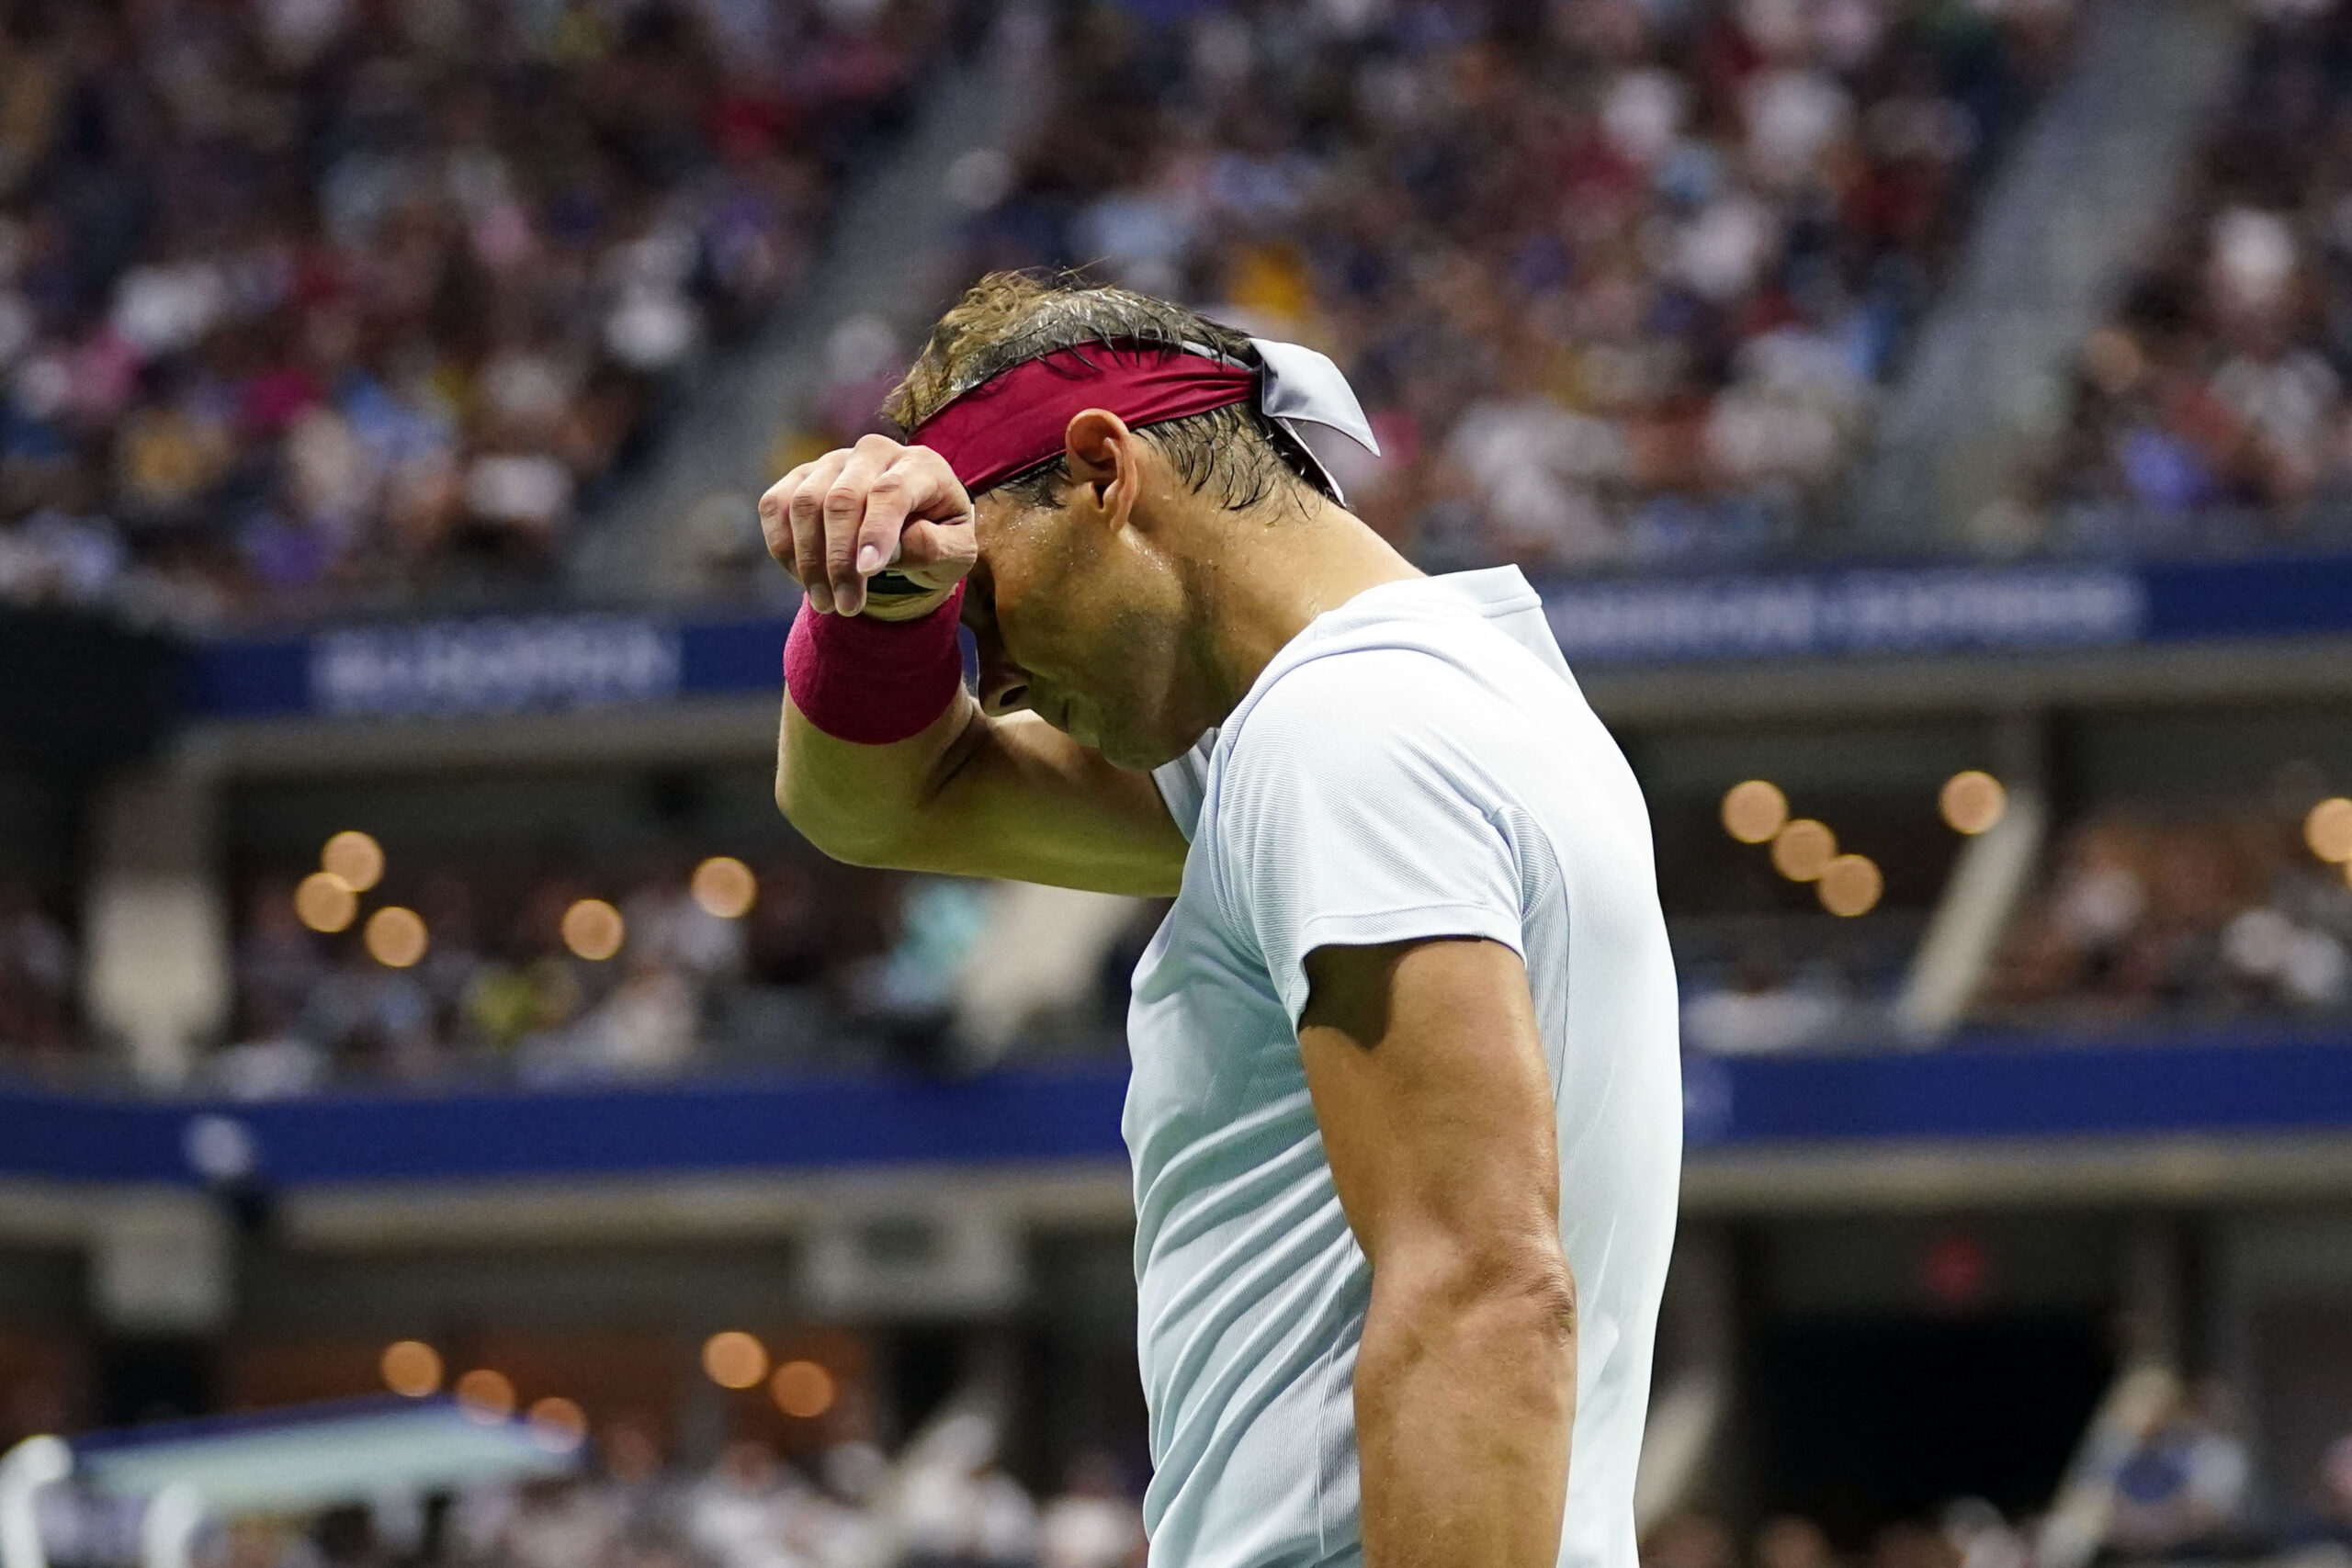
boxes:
[893,517,980,576]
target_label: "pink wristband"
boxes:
[784,581,967,744]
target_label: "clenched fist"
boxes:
[761,434,981,619]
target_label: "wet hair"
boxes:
[882,271,1330,511]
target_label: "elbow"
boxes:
[774,773,906,868]
[1488,1245,1578,1348]
[1377,1233,1577,1348]
[1359,1235,1577,1430]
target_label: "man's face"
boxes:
[962,486,1216,772]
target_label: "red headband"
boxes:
[910,342,1256,496]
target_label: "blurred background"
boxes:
[4,0,2352,1566]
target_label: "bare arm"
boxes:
[1299,938,1576,1568]
[764,435,1188,896]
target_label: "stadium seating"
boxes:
[1980,803,2352,1030]
[937,0,2073,571]
[0,0,944,626]
[2041,1,2352,555]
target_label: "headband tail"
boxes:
[1250,337,1381,506]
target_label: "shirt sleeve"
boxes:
[1213,649,1527,1026]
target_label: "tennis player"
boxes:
[766,275,1681,1568]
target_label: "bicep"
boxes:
[1298,939,1561,1268]
[781,694,1188,896]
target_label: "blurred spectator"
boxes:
[2104,1382,2254,1561]
[1036,1453,1144,1568]
[1645,1512,1739,1568]
[494,1476,629,1568]
[1867,1522,1958,1568]
[0,880,75,1071]
[899,1414,1040,1568]
[0,0,946,626]
[684,1440,807,1568]
[211,997,330,1101]
[1937,1498,2025,1568]
[1679,957,1853,1055]
[888,0,2072,579]
[2284,1432,2352,1551]
[1754,1516,1843,1568]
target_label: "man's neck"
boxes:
[1187,493,1422,720]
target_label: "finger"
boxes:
[790,450,850,612]
[761,465,811,568]
[823,440,895,612]
[892,517,980,575]
[846,448,961,611]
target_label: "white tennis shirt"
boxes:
[1128,566,1682,1568]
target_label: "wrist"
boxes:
[785,581,967,745]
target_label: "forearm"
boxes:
[779,693,1187,890]
[1355,1260,1576,1568]
[775,691,978,866]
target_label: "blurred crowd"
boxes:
[440,1429,1139,1568]
[21,1361,2352,1568]
[2041,0,2352,556]
[1642,1507,2028,1568]
[0,0,944,629]
[213,852,1018,1094]
[16,789,2352,1091]
[45,1420,1148,1568]
[1673,909,1924,1055]
[193,843,1159,1093]
[15,784,2352,1090]
[867,0,2074,575]
[1639,1395,2352,1568]
[1981,804,2352,1031]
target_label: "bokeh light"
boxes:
[1939,772,2007,836]
[380,1340,443,1398]
[455,1368,515,1423]
[294,873,357,934]
[321,829,385,892]
[691,856,758,919]
[2306,797,2352,863]
[702,1330,769,1390]
[526,1396,588,1453]
[562,898,626,961]
[1817,854,1884,918]
[1721,781,1789,845]
[771,1359,836,1419]
[365,906,428,968]
[1770,819,1838,882]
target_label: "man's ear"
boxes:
[1063,408,1141,532]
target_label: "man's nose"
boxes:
[976,649,1033,717]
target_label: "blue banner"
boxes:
[178,554,2352,721]
[6,1032,2349,1189]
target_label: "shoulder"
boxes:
[1226,639,1517,780]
